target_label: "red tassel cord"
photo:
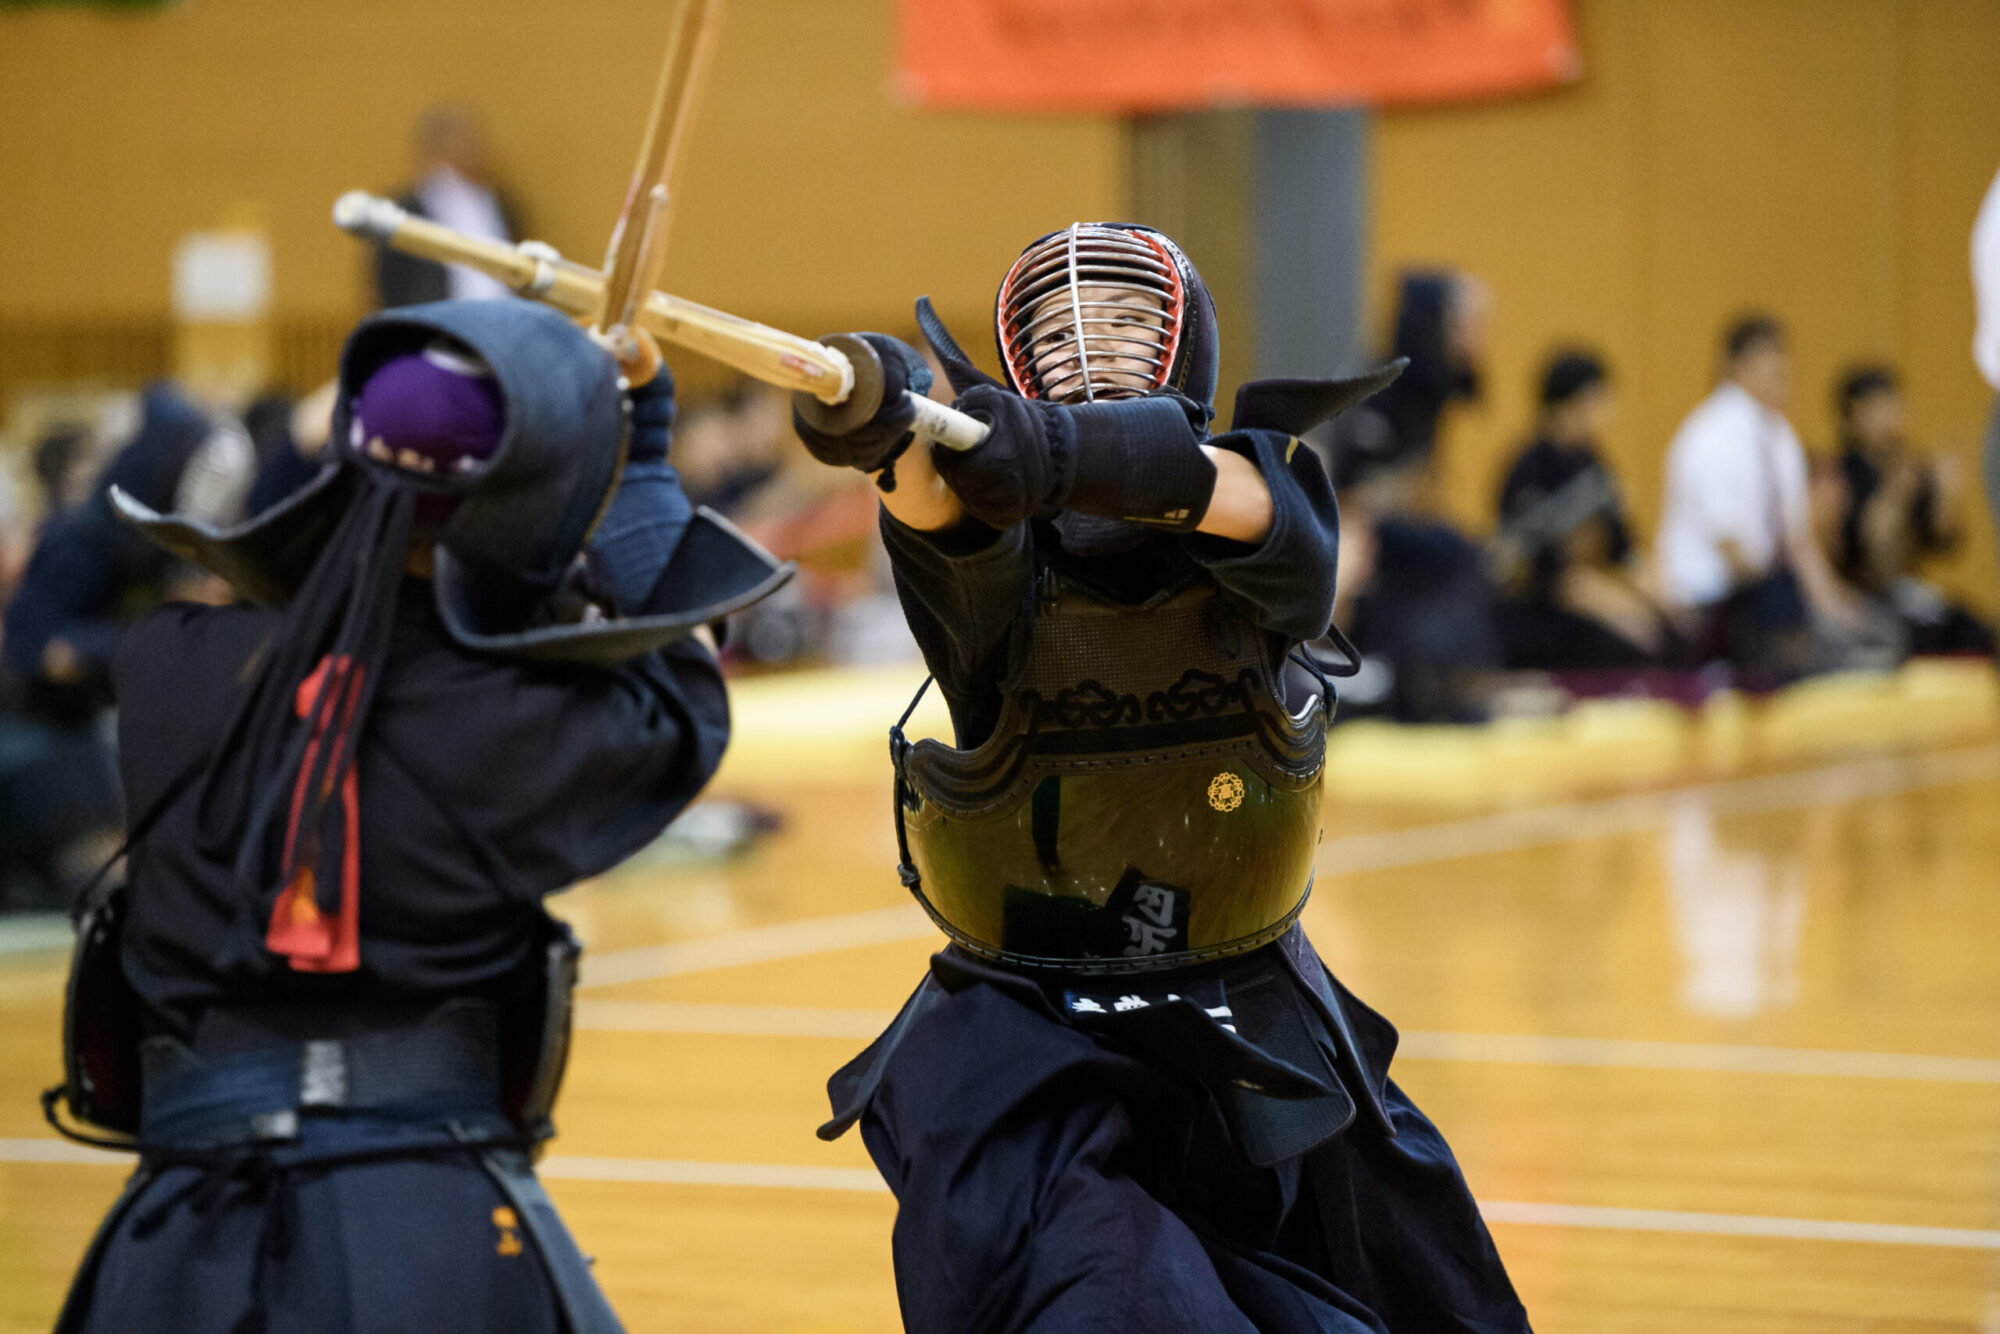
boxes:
[264,655,364,973]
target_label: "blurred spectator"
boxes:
[1975,163,2000,555]
[0,384,251,909]
[374,105,522,309]
[242,380,338,513]
[1494,350,1686,671]
[3,422,103,619]
[1658,315,1872,678]
[1326,411,1502,723]
[1364,269,1489,479]
[1319,270,1500,721]
[33,423,96,518]
[0,465,25,609]
[1827,365,1992,655]
[675,388,783,519]
[676,378,911,667]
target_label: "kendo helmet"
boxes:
[993,223,1218,418]
[112,299,790,661]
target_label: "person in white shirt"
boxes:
[373,106,522,309]
[1657,315,1863,670]
[1973,164,2000,559]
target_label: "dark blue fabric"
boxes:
[0,712,121,905]
[586,371,692,616]
[247,443,325,518]
[2,385,213,715]
[1346,518,1501,723]
[0,507,134,709]
[827,935,1528,1334]
[64,1117,565,1334]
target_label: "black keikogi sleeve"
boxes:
[1177,428,1341,645]
[379,633,731,896]
[113,600,739,1032]
[878,510,1034,749]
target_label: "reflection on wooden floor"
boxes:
[4,704,2000,1330]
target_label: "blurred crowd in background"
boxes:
[0,103,1992,915]
[1322,273,1993,724]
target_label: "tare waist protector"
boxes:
[893,570,1327,973]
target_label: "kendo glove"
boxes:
[626,359,677,465]
[586,364,692,616]
[791,333,934,478]
[931,383,1074,529]
[937,386,1218,533]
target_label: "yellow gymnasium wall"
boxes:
[1373,0,2000,614]
[2,0,1995,612]
[0,0,1124,366]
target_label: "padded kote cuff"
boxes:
[1063,396,1217,532]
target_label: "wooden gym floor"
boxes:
[3,667,1999,1332]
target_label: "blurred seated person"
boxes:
[0,466,23,613]
[1826,365,1993,655]
[2,424,100,622]
[675,378,890,666]
[0,385,250,909]
[4,384,251,722]
[33,423,98,521]
[1494,351,1686,671]
[1324,409,1502,723]
[1363,269,1489,485]
[674,379,792,520]
[241,379,339,513]
[374,105,521,309]
[1658,315,1874,679]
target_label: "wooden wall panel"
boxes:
[1372,0,2000,612]
[0,0,1124,340]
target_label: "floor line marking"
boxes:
[0,1138,128,1166]
[1393,1031,2000,1084]
[539,1154,887,1193]
[1317,745,2000,877]
[577,999,895,1039]
[578,904,931,989]
[4,1138,1991,1249]
[1478,1201,2000,1250]
[571,1002,2000,1085]
[0,914,75,958]
[576,746,2000,988]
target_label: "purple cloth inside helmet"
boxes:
[353,345,506,479]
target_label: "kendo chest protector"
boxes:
[893,566,1328,973]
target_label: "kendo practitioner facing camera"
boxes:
[797,225,1530,1332]
[44,300,788,1334]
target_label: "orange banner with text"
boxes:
[897,0,1578,112]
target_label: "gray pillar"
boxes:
[1251,108,1370,381]
[1130,109,1370,410]
[1129,112,1256,404]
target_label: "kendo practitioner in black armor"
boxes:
[43,299,789,1334]
[794,225,1530,1332]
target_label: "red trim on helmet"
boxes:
[997,225,1189,402]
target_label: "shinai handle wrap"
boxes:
[904,393,988,453]
[331,192,985,450]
